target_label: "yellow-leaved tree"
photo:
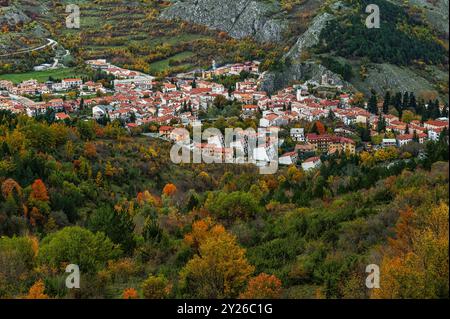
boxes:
[372,203,449,298]
[180,219,254,298]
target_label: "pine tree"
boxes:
[397,106,403,120]
[433,99,441,119]
[417,100,427,122]
[429,100,441,119]
[368,93,378,115]
[393,92,403,119]
[383,91,391,114]
[377,114,386,133]
[393,92,402,109]
[402,92,409,109]
[408,92,417,111]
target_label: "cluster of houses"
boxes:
[86,59,154,89]
[381,118,449,147]
[1,58,449,171]
[0,77,92,118]
[0,78,106,97]
[176,60,261,80]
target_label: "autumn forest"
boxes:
[0,110,448,299]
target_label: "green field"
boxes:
[150,52,195,73]
[0,68,86,84]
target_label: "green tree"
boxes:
[88,206,136,253]
[0,236,35,297]
[205,191,261,220]
[377,114,386,133]
[383,91,391,114]
[368,93,378,115]
[38,226,121,272]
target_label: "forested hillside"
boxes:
[317,0,448,66]
[0,111,448,299]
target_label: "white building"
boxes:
[302,156,322,171]
[279,151,298,166]
[61,78,83,89]
[382,139,397,148]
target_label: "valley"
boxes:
[0,0,448,301]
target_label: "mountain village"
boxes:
[1,59,448,169]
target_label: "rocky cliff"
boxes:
[0,6,30,27]
[285,12,334,60]
[260,61,353,93]
[161,0,288,43]
[351,63,446,98]
[392,0,449,35]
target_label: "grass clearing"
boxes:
[0,68,86,84]
[150,52,195,72]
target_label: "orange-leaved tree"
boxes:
[25,280,49,299]
[1,178,22,199]
[123,288,139,299]
[142,274,172,299]
[240,273,283,299]
[162,183,177,197]
[315,121,326,135]
[184,217,225,253]
[30,179,49,202]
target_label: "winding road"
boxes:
[0,38,57,57]
[51,48,70,68]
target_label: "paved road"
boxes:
[9,94,36,107]
[51,49,70,68]
[0,38,57,57]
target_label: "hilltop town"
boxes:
[1,58,448,170]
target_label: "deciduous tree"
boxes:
[372,203,449,298]
[239,273,283,299]
[38,226,121,272]
[123,288,139,299]
[162,183,177,197]
[142,274,171,299]
[30,179,49,202]
[180,228,254,298]
[25,280,49,299]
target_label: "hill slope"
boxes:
[161,0,449,99]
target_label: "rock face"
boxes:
[259,12,345,93]
[261,62,353,93]
[351,63,440,98]
[161,0,287,42]
[392,0,449,35]
[0,6,30,27]
[285,13,334,60]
